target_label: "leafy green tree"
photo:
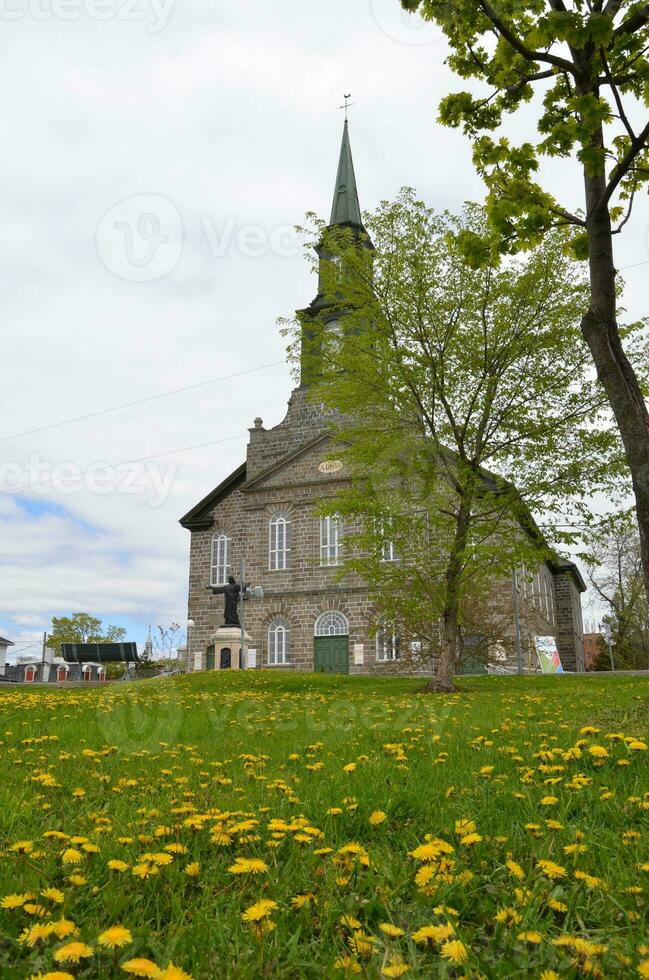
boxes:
[49,613,126,654]
[290,194,625,691]
[583,510,649,668]
[400,0,649,598]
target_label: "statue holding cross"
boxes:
[206,576,248,628]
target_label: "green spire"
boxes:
[329,120,364,230]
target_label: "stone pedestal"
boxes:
[207,627,252,671]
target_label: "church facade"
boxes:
[180,124,586,675]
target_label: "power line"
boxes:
[0,433,247,497]
[0,359,285,445]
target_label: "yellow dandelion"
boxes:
[61,849,83,865]
[382,965,410,978]
[41,888,65,904]
[98,925,133,949]
[638,962,649,978]
[1,893,34,909]
[291,893,315,909]
[184,862,200,878]
[537,859,567,879]
[412,923,455,945]
[333,954,362,974]
[459,832,482,846]
[50,920,78,939]
[157,966,194,980]
[495,907,521,926]
[440,939,468,964]
[121,958,162,977]
[517,931,543,944]
[53,942,94,963]
[506,859,525,879]
[379,923,405,937]
[241,899,278,922]
[108,860,129,872]
[228,857,268,875]
[369,810,387,825]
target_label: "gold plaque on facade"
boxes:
[318,460,343,474]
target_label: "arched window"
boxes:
[211,532,230,586]
[269,513,290,570]
[320,515,341,566]
[314,611,349,636]
[268,619,290,666]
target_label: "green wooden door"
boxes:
[314,636,349,674]
[206,645,215,670]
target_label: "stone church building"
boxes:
[180,123,586,675]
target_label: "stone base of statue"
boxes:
[202,627,252,671]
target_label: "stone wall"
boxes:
[184,385,585,674]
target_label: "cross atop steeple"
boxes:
[329,118,365,231]
[339,93,354,121]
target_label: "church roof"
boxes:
[329,120,364,231]
[179,462,246,530]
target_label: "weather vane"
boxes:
[339,93,354,120]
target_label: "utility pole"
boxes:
[240,558,246,669]
[41,631,47,681]
[512,570,523,674]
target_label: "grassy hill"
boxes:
[1,671,649,978]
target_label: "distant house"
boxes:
[0,636,15,677]
[2,646,107,685]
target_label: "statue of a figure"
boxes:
[207,575,247,628]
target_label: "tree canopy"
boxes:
[49,613,126,653]
[400,0,649,601]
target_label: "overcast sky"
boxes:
[1,0,646,657]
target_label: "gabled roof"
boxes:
[179,462,247,531]
[0,636,14,646]
[242,432,331,491]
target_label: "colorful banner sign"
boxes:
[536,636,564,674]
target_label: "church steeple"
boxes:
[329,120,365,231]
[298,120,372,387]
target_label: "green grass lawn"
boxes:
[1,671,649,978]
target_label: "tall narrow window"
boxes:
[269,513,290,570]
[268,620,290,666]
[320,515,341,566]
[210,532,230,586]
[379,518,397,562]
[376,629,401,662]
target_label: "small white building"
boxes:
[0,636,15,676]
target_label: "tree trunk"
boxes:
[581,159,649,604]
[426,490,473,693]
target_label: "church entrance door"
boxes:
[314,636,349,674]
[220,648,232,670]
[314,611,350,674]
